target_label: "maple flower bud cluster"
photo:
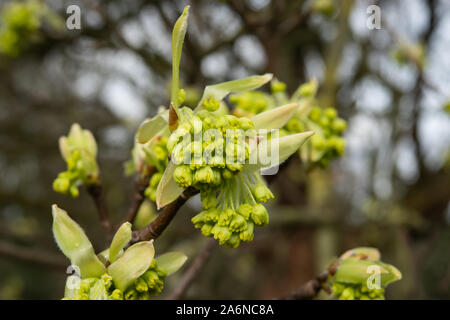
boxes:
[116,260,167,300]
[229,80,347,169]
[53,124,99,197]
[143,136,169,202]
[284,105,347,168]
[169,104,253,191]
[63,260,166,300]
[191,171,273,248]
[332,282,385,300]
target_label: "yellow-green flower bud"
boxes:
[201,190,218,209]
[226,162,243,172]
[149,172,163,189]
[271,80,287,93]
[298,80,317,97]
[332,118,347,134]
[135,277,148,293]
[203,98,220,112]
[251,203,269,226]
[229,214,247,232]
[252,184,274,203]
[173,165,193,188]
[177,89,186,105]
[226,233,241,248]
[218,209,235,227]
[110,289,123,300]
[201,223,214,237]
[212,225,232,245]
[309,106,322,121]
[222,168,233,179]
[239,222,254,242]
[237,204,253,220]
[69,185,79,198]
[324,107,337,119]
[204,208,220,223]
[53,177,70,193]
[124,288,139,300]
[194,166,214,184]
[191,211,208,227]
[239,117,255,130]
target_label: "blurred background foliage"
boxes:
[0,0,449,299]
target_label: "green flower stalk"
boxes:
[53,124,100,197]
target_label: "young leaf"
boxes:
[196,74,273,110]
[155,252,188,276]
[171,6,190,112]
[334,259,402,287]
[52,205,106,278]
[251,103,299,130]
[107,241,155,292]
[137,113,169,144]
[340,247,381,261]
[245,131,314,171]
[109,222,132,263]
[155,161,185,209]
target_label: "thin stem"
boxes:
[123,166,156,225]
[87,182,113,239]
[168,238,217,299]
[277,271,329,300]
[0,240,67,270]
[128,187,199,245]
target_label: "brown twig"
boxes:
[87,182,113,238]
[123,166,156,224]
[129,187,199,245]
[278,271,329,300]
[168,238,217,300]
[0,240,67,270]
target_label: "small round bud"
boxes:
[271,80,287,93]
[173,165,193,188]
[332,118,347,134]
[225,233,241,248]
[194,166,214,184]
[252,184,274,203]
[177,89,186,105]
[149,172,163,188]
[251,203,269,226]
[203,98,220,112]
[324,107,337,119]
[237,204,253,220]
[309,107,322,122]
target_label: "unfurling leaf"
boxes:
[52,205,105,278]
[156,161,185,209]
[155,252,188,276]
[196,74,273,110]
[251,103,299,130]
[171,6,190,112]
[334,258,402,287]
[107,241,155,291]
[245,131,314,171]
[109,222,132,263]
[340,247,381,261]
[137,112,169,144]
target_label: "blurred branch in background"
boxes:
[0,0,449,299]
